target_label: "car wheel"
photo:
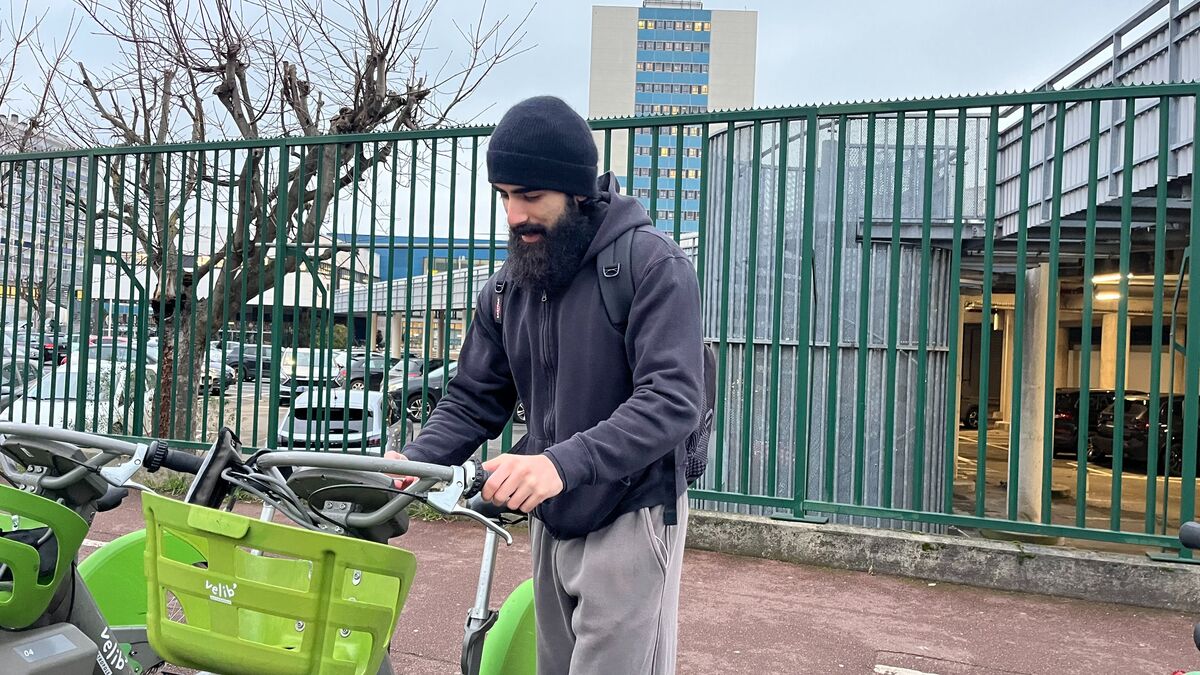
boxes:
[406,393,435,423]
[1086,443,1106,465]
[349,379,366,391]
[514,401,527,425]
[962,404,979,430]
[1162,446,1184,477]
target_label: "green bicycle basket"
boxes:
[0,484,88,629]
[142,492,417,675]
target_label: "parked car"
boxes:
[33,333,72,364]
[338,356,444,391]
[61,343,159,367]
[277,389,403,453]
[1052,388,1145,456]
[214,341,270,381]
[1090,394,1188,475]
[0,348,46,412]
[4,361,157,434]
[393,361,526,426]
[279,347,338,390]
[0,328,48,364]
[333,349,383,370]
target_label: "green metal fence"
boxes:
[2,82,1200,552]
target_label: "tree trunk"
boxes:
[155,304,210,441]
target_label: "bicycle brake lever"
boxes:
[426,464,468,513]
[448,505,514,545]
[100,442,150,487]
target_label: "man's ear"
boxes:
[574,195,587,204]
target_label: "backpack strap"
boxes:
[489,265,511,326]
[596,225,652,330]
[595,224,682,524]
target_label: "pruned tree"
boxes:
[0,4,77,152]
[36,0,527,440]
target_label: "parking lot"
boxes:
[953,426,1200,553]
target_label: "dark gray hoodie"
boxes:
[402,172,704,539]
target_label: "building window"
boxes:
[703,21,712,31]
[701,84,709,95]
[675,21,684,30]
[693,21,702,31]
[638,19,646,29]
[660,147,671,157]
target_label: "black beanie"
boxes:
[487,96,598,198]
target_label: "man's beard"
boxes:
[506,201,598,295]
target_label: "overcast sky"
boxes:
[13,0,1157,127]
[421,0,1154,123]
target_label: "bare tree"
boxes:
[40,0,527,439]
[0,4,78,152]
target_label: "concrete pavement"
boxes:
[84,493,1200,674]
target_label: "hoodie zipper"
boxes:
[541,290,556,441]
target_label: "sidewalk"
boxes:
[88,495,1200,674]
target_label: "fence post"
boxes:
[773,109,826,524]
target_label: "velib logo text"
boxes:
[206,580,238,604]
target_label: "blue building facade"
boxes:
[631,4,711,232]
[336,235,507,282]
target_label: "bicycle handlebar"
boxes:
[0,422,513,544]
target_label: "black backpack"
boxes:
[492,225,716,485]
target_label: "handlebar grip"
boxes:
[146,440,205,475]
[1181,521,1200,550]
[161,448,204,475]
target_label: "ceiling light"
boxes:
[1095,290,1123,301]
[1092,272,1134,284]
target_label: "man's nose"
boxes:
[506,200,528,228]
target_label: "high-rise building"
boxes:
[589,1,757,231]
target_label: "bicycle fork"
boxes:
[460,528,501,675]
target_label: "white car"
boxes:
[277,389,407,453]
[5,362,157,435]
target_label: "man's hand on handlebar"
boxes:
[383,450,418,490]
[480,454,564,514]
[384,449,563,514]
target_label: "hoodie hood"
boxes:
[580,171,653,264]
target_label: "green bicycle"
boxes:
[0,423,537,675]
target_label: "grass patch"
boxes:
[407,501,451,522]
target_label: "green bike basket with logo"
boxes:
[0,484,89,629]
[142,492,417,675]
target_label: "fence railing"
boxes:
[2,82,1199,553]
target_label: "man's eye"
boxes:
[523,193,542,201]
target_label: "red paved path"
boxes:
[86,495,1200,674]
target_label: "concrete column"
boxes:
[999,311,1015,424]
[366,313,378,351]
[1101,312,1131,390]
[1055,326,1070,389]
[1014,265,1049,523]
[389,313,406,359]
[431,311,445,354]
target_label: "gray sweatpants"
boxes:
[529,492,688,675]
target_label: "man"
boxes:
[387,96,704,674]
